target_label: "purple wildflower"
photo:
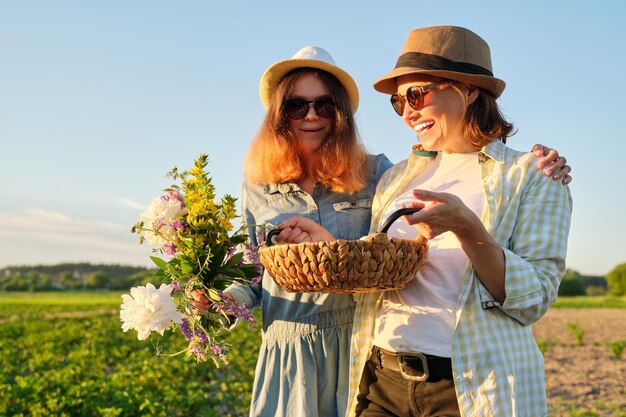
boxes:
[163,243,177,256]
[188,340,207,361]
[154,217,166,229]
[194,327,209,344]
[181,318,212,361]
[170,282,181,291]
[170,219,187,231]
[244,245,260,265]
[179,318,193,341]
[170,191,185,207]
[256,231,266,246]
[213,292,256,330]
[161,191,185,208]
[210,343,229,363]
[244,245,264,280]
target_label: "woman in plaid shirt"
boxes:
[274,26,572,417]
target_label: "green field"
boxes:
[553,295,626,309]
[2,292,624,417]
[0,291,261,417]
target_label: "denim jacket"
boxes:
[227,153,393,330]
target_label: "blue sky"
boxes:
[1,1,624,276]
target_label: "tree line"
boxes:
[1,262,625,296]
[559,263,626,296]
[0,263,159,292]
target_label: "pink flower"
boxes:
[163,243,177,256]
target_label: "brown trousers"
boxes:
[355,357,461,417]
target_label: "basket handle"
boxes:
[265,207,422,246]
[264,228,282,247]
[378,207,422,233]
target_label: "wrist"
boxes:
[453,207,483,241]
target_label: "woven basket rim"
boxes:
[258,233,428,293]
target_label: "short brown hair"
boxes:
[463,88,515,147]
[244,69,369,194]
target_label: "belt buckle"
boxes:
[397,351,429,381]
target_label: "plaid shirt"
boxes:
[346,139,572,417]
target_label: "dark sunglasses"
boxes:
[282,96,336,120]
[390,82,442,116]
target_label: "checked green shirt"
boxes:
[346,139,573,417]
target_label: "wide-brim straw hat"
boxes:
[259,46,359,113]
[373,26,506,98]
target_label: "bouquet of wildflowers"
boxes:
[121,154,261,365]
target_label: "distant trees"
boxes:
[1,262,623,296]
[85,271,109,289]
[558,268,610,297]
[607,263,626,296]
[127,270,161,287]
[0,263,156,292]
[559,269,586,296]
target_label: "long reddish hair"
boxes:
[244,68,369,194]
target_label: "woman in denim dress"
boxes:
[225,46,393,417]
[190,45,571,417]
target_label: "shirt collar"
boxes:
[479,139,507,163]
[411,143,437,157]
[409,139,507,163]
[264,183,301,195]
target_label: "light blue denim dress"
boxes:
[226,154,392,417]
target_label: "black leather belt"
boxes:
[371,345,453,381]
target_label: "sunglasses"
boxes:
[390,82,442,116]
[282,96,336,120]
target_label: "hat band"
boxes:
[395,52,494,77]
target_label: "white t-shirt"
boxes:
[372,151,486,357]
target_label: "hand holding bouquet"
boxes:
[121,154,261,365]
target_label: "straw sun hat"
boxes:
[374,26,506,98]
[259,46,360,113]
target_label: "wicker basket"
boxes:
[258,208,428,293]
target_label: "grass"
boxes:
[2,292,625,308]
[553,295,626,309]
[2,291,625,416]
[566,321,585,346]
[609,340,626,359]
[0,291,261,417]
[0,290,122,305]
[536,337,555,354]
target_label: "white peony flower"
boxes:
[120,283,183,340]
[138,192,187,246]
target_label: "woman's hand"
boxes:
[401,190,479,239]
[189,289,235,316]
[188,289,211,315]
[275,217,335,243]
[404,189,506,302]
[532,144,572,185]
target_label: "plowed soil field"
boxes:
[533,308,626,416]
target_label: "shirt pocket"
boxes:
[332,197,373,240]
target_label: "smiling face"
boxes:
[286,73,334,157]
[396,74,479,153]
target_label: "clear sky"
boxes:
[1,1,624,276]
